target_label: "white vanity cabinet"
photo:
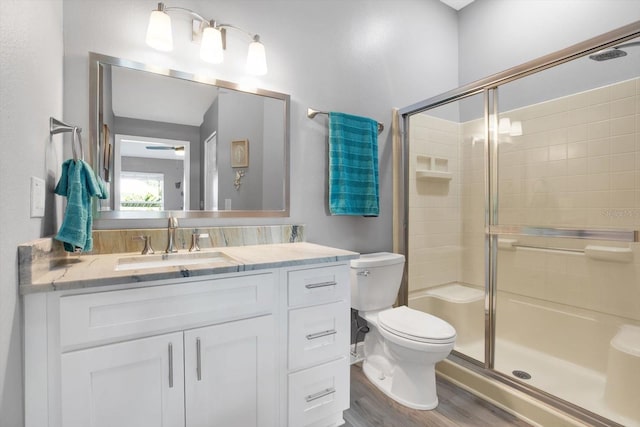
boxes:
[24,259,352,427]
[60,332,186,427]
[183,316,276,427]
[60,317,276,427]
[284,264,351,427]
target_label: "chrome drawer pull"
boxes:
[306,329,337,340]
[196,338,202,381]
[305,387,336,403]
[168,343,174,388]
[305,281,337,289]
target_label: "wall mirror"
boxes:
[89,52,290,219]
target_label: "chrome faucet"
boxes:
[165,216,179,253]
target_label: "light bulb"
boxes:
[146,9,173,51]
[509,121,523,136]
[200,26,224,64]
[246,36,267,76]
[498,117,511,134]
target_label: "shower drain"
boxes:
[512,370,532,380]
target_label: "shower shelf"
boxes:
[416,155,452,180]
[416,170,453,180]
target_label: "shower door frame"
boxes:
[396,20,640,427]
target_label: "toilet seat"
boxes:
[378,306,456,344]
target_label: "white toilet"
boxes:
[350,252,456,410]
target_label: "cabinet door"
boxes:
[184,315,276,427]
[61,332,185,427]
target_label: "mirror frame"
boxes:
[88,52,290,219]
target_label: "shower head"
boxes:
[588,41,640,61]
[589,48,627,61]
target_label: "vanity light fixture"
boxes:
[145,2,268,75]
[493,115,523,137]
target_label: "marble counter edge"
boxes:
[20,242,360,295]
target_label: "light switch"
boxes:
[30,177,45,218]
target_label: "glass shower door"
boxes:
[406,93,487,364]
[493,35,640,427]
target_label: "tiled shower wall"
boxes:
[498,77,640,228]
[408,114,462,292]
[409,77,640,322]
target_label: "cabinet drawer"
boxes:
[60,272,275,351]
[289,301,349,370]
[288,358,349,427]
[287,265,349,307]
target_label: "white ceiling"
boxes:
[439,0,475,10]
[111,66,218,127]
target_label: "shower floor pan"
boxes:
[455,339,637,427]
[410,284,638,427]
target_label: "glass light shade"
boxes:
[509,121,523,136]
[146,10,173,51]
[200,26,224,64]
[246,40,267,76]
[498,117,511,134]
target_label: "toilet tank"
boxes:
[350,252,405,312]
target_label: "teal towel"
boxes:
[329,112,379,216]
[54,159,108,252]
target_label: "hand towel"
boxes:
[329,112,379,216]
[54,159,108,252]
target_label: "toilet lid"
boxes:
[378,306,456,343]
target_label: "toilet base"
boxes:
[362,359,439,410]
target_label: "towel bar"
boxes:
[307,107,384,133]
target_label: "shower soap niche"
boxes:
[416,155,452,180]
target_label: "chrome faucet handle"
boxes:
[189,232,210,252]
[133,235,154,255]
[168,216,178,229]
[165,216,179,253]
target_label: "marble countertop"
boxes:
[19,242,359,294]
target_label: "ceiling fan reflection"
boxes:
[145,145,185,151]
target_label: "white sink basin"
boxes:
[115,251,237,271]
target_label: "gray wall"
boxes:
[263,97,286,210]
[458,0,640,85]
[0,1,64,426]
[217,90,264,210]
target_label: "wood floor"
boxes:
[344,364,532,427]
